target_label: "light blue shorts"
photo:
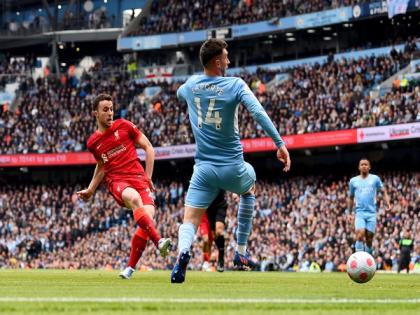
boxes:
[355,212,376,233]
[185,162,256,209]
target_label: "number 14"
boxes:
[194,97,222,130]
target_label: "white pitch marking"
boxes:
[0,297,419,304]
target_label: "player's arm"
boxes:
[135,133,155,191]
[382,186,392,211]
[77,159,104,201]
[348,195,354,213]
[237,79,290,171]
[377,176,391,211]
[176,83,187,102]
[347,179,355,223]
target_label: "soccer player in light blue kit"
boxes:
[171,39,291,283]
[348,158,391,255]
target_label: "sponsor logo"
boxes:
[101,144,127,163]
[411,125,420,134]
[389,127,410,138]
[106,144,126,158]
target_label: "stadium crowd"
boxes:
[1,43,419,154]
[0,172,419,272]
[130,0,370,36]
[2,7,116,35]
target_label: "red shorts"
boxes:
[107,177,154,207]
[199,213,213,243]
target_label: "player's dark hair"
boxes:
[199,39,228,68]
[359,157,371,164]
[93,93,112,111]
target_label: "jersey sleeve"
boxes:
[124,120,143,142]
[177,83,187,102]
[349,179,355,197]
[86,139,100,162]
[235,78,284,148]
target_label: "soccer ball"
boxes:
[346,251,376,283]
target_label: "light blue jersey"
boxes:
[178,74,284,208]
[349,174,384,214]
[177,74,284,165]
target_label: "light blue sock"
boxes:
[365,246,373,255]
[236,194,255,253]
[178,222,197,254]
[355,241,364,252]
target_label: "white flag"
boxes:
[387,0,410,19]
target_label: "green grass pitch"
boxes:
[0,270,419,315]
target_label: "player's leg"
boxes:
[364,231,374,255]
[171,205,206,283]
[364,215,376,255]
[108,181,170,274]
[212,196,227,272]
[237,185,256,255]
[199,213,212,271]
[398,253,406,273]
[171,163,218,283]
[237,163,257,255]
[220,162,258,269]
[120,227,148,279]
[354,213,366,252]
[121,187,170,254]
[404,255,411,273]
[214,221,226,272]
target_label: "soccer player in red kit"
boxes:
[77,93,171,279]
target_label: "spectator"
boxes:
[1,47,418,154]
[0,171,418,271]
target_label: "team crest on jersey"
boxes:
[114,130,120,140]
[101,153,109,163]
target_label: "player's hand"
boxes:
[347,214,354,225]
[147,177,156,192]
[277,145,291,172]
[76,188,93,201]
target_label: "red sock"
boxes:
[133,207,161,247]
[203,252,210,262]
[128,228,148,268]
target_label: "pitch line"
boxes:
[0,297,419,304]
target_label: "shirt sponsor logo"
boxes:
[107,144,126,158]
[101,144,127,163]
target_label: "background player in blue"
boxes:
[348,158,392,255]
[171,39,291,283]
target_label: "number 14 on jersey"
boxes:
[194,97,222,130]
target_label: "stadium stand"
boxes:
[1,42,419,154]
[1,172,418,271]
[128,0,370,36]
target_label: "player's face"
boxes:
[215,49,230,76]
[358,160,371,175]
[94,100,114,129]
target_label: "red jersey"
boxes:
[87,119,146,183]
